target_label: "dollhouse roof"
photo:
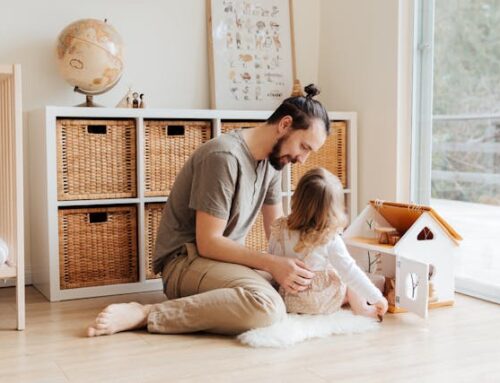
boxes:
[369,200,463,243]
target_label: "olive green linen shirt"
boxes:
[153,130,282,274]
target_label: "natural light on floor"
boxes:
[431,198,500,303]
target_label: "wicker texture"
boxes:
[144,120,211,196]
[58,206,138,289]
[144,203,165,279]
[245,213,268,252]
[291,121,347,189]
[220,121,263,134]
[56,119,136,201]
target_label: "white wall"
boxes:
[317,0,412,211]
[293,0,321,88]
[0,0,321,283]
[1,0,320,111]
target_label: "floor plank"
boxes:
[0,286,499,382]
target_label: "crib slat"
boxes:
[13,64,25,330]
[0,64,25,330]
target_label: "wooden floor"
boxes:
[1,287,499,383]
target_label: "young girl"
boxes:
[269,167,388,319]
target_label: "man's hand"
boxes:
[269,256,315,294]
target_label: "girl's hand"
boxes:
[374,297,388,318]
[269,256,315,294]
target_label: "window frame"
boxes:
[412,0,500,304]
[411,0,435,206]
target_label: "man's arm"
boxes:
[261,202,284,240]
[196,210,276,272]
[195,210,314,293]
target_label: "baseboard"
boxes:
[456,276,500,304]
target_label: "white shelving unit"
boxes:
[28,106,357,301]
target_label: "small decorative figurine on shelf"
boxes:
[132,92,140,108]
[116,86,133,108]
[116,87,146,108]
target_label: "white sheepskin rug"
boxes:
[237,309,380,348]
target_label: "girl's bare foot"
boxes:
[87,302,152,337]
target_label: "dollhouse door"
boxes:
[395,256,429,318]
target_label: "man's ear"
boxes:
[278,115,293,136]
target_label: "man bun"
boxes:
[304,84,320,99]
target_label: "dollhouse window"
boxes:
[417,227,434,241]
[405,273,420,301]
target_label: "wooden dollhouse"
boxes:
[343,200,462,318]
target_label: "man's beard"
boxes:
[268,135,296,170]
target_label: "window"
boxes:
[413,0,500,303]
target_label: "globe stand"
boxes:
[76,95,102,108]
[74,87,106,107]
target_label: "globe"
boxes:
[56,18,124,106]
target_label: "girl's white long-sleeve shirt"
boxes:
[269,223,383,305]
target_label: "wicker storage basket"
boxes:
[144,120,211,196]
[246,213,267,252]
[144,203,165,279]
[56,119,137,201]
[291,121,347,189]
[221,120,264,134]
[58,205,138,289]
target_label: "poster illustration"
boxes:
[208,0,294,110]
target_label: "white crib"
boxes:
[0,64,25,330]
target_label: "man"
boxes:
[88,84,330,336]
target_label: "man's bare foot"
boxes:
[87,302,153,337]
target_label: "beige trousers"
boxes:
[147,243,286,335]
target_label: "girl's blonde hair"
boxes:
[287,167,348,253]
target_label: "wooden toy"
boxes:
[343,200,462,318]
